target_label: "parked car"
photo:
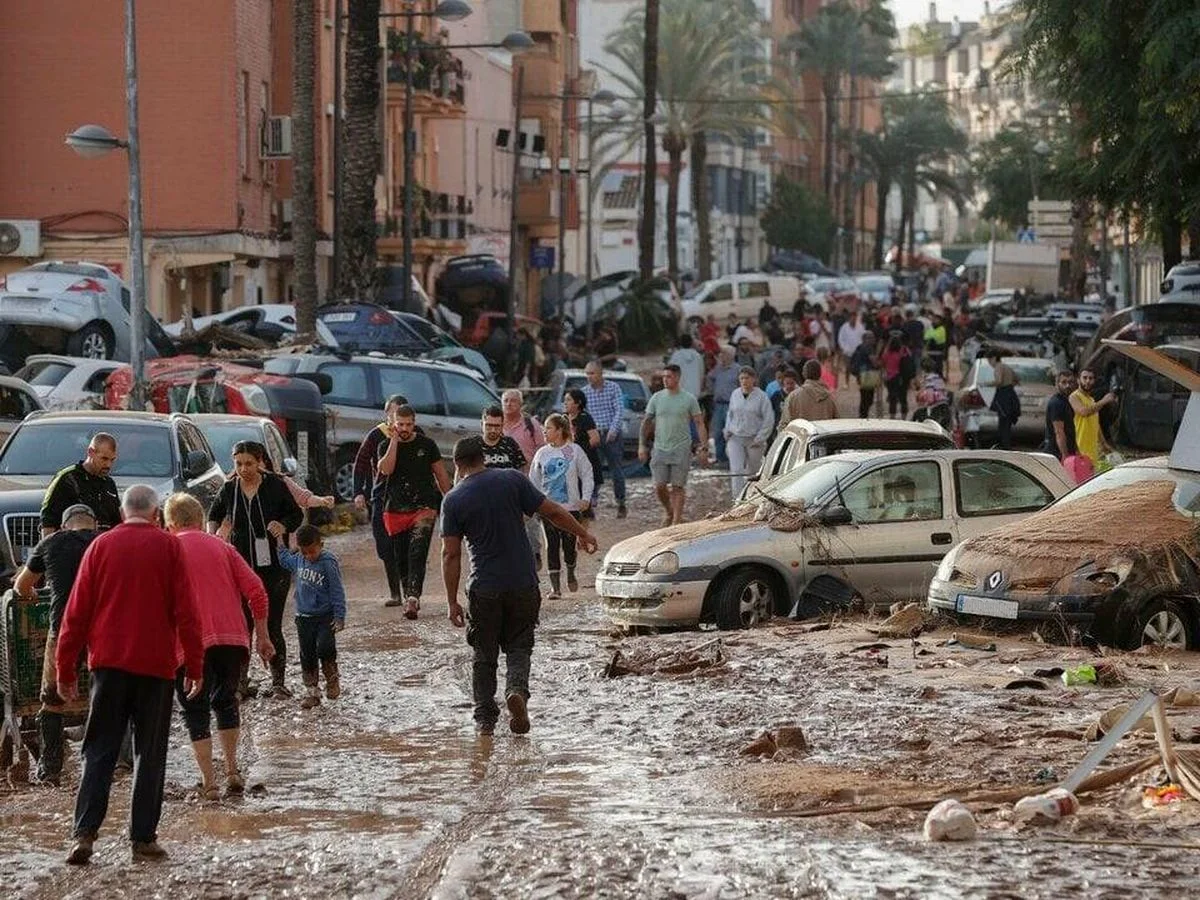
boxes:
[927,457,1200,649]
[530,369,650,457]
[13,355,120,410]
[0,376,42,447]
[190,414,306,486]
[805,276,860,312]
[596,449,1074,630]
[162,303,300,342]
[743,418,954,501]
[979,316,1099,365]
[681,274,804,326]
[560,271,682,328]
[388,311,495,384]
[264,354,501,500]
[956,356,1057,443]
[854,273,895,305]
[1160,262,1200,297]
[0,410,226,582]
[0,261,176,367]
[1045,302,1103,324]
[968,289,1018,315]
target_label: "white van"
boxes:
[680,274,804,326]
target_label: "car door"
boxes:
[1126,366,1176,449]
[376,365,451,454]
[439,370,502,455]
[951,457,1057,542]
[316,361,376,452]
[701,281,735,320]
[810,459,955,605]
[176,420,224,508]
[737,277,770,320]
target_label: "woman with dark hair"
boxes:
[208,440,304,697]
[563,387,601,517]
[880,331,912,419]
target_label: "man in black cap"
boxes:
[14,503,100,785]
[41,433,121,538]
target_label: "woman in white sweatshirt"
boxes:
[530,414,594,597]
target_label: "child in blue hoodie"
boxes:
[280,525,347,709]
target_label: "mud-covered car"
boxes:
[927,457,1200,649]
[597,449,1073,631]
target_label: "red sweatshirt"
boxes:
[57,520,203,685]
[174,528,268,665]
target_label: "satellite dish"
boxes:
[0,223,20,255]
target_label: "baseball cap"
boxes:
[61,503,97,526]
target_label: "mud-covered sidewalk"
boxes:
[4,470,1200,898]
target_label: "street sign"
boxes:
[530,245,555,270]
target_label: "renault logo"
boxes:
[987,570,1004,591]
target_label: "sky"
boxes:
[888,0,1010,28]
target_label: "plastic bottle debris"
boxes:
[1061,665,1097,687]
[1142,784,1185,808]
[1013,787,1080,824]
[923,799,977,841]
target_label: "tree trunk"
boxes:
[664,135,684,280]
[822,76,836,201]
[339,0,381,300]
[872,175,890,269]
[1068,197,1090,300]
[638,0,660,282]
[691,131,713,281]
[906,202,917,273]
[894,184,910,274]
[292,0,318,333]
[1186,214,1200,261]
[1161,215,1183,271]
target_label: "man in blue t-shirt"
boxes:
[441,437,598,736]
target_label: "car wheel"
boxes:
[67,323,112,359]
[333,446,359,503]
[712,566,776,631]
[1134,598,1194,651]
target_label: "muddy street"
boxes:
[4,470,1200,898]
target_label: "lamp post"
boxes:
[582,89,617,343]
[65,0,146,409]
[1029,137,1051,240]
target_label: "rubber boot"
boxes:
[36,710,64,785]
[548,571,562,599]
[300,672,321,709]
[321,660,341,700]
[566,566,578,593]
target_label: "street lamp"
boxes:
[65,0,147,409]
[583,90,617,341]
[1030,137,1052,239]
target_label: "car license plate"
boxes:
[321,312,356,323]
[956,594,1019,620]
[2,298,42,313]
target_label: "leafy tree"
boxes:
[973,125,1068,231]
[760,176,835,261]
[638,0,660,283]
[292,0,318,332]
[339,0,382,299]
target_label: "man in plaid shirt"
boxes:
[581,361,627,519]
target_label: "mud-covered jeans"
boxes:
[466,586,541,726]
[390,518,435,599]
[296,613,338,675]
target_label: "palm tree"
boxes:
[638,0,659,282]
[339,0,381,299]
[292,0,318,334]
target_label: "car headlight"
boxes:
[644,551,679,575]
[239,383,272,416]
[934,547,959,583]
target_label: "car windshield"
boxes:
[975,360,1055,385]
[16,361,71,387]
[856,277,892,293]
[762,458,860,506]
[200,423,263,468]
[563,375,646,410]
[1054,464,1200,516]
[0,422,174,478]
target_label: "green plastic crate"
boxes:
[2,589,89,718]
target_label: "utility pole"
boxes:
[506,65,525,339]
[332,0,343,295]
[125,0,146,409]
[557,90,568,311]
[402,10,416,311]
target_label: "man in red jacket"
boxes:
[56,484,204,865]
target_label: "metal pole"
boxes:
[1122,213,1132,309]
[332,0,343,294]
[585,96,594,344]
[402,11,416,311]
[506,65,524,339]
[125,0,146,410]
[557,91,567,309]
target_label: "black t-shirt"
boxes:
[40,462,121,531]
[27,529,97,631]
[480,435,526,471]
[381,434,443,513]
[570,411,603,481]
[1043,393,1077,459]
[208,473,304,571]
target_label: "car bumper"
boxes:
[596,575,710,627]
[927,577,1098,624]
[0,304,88,332]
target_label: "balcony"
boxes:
[385,30,466,118]
[516,178,559,227]
[377,189,472,257]
[519,53,562,107]
[522,0,561,35]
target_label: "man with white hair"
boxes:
[56,484,204,865]
[500,387,546,568]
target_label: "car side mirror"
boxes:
[184,450,211,479]
[282,457,299,477]
[817,505,853,527]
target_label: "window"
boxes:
[239,70,250,177]
[319,363,372,407]
[84,369,114,394]
[706,283,733,302]
[377,366,440,415]
[741,280,769,299]
[767,437,793,478]
[16,361,70,388]
[954,460,1054,517]
[442,373,497,419]
[0,386,37,419]
[842,461,943,524]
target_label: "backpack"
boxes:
[900,350,916,381]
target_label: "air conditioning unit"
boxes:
[261,115,293,158]
[0,220,41,257]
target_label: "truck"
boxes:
[985,241,1060,295]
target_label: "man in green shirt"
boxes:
[639,364,707,526]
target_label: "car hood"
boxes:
[0,474,176,501]
[952,480,1196,591]
[605,511,764,565]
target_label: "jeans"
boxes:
[593,433,626,506]
[859,388,876,418]
[725,435,763,500]
[543,514,579,573]
[712,402,730,464]
[390,517,435,599]
[262,567,292,685]
[175,646,244,742]
[73,668,173,843]
[466,586,541,727]
[296,613,338,674]
[886,376,909,417]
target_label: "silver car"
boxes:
[532,368,649,456]
[0,261,175,362]
[957,356,1057,442]
[596,449,1075,630]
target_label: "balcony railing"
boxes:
[380,189,473,241]
[385,30,466,106]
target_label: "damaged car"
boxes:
[927,457,1200,649]
[596,450,1073,631]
